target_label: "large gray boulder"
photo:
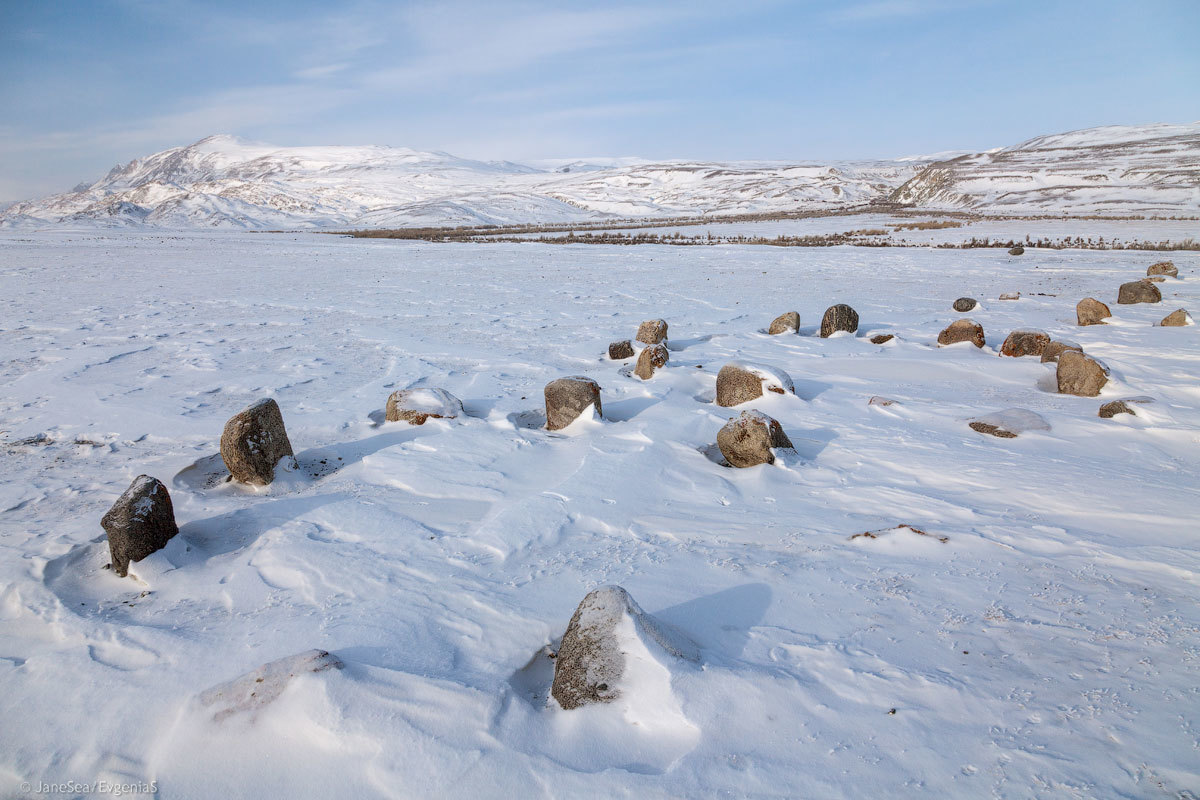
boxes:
[636,319,668,345]
[1076,297,1111,326]
[101,475,178,578]
[551,586,697,710]
[385,388,463,425]
[1000,329,1050,358]
[820,304,859,337]
[545,377,602,430]
[715,362,794,407]
[608,340,634,360]
[768,311,800,335]
[716,410,794,468]
[220,399,295,485]
[1147,260,1178,278]
[1118,281,1161,304]
[938,319,985,348]
[953,297,978,312]
[1057,350,1109,397]
[634,343,669,380]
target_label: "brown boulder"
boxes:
[101,475,179,578]
[938,319,985,348]
[1117,281,1161,304]
[608,340,634,360]
[716,410,794,468]
[715,363,794,407]
[1147,260,1178,278]
[870,334,894,344]
[220,398,295,485]
[636,319,668,344]
[545,377,602,430]
[1000,329,1050,358]
[1056,350,1109,397]
[385,388,463,425]
[1040,341,1082,363]
[768,311,800,335]
[953,297,977,312]
[1159,309,1192,327]
[820,304,859,337]
[1076,297,1111,326]
[634,343,669,380]
[1098,400,1134,419]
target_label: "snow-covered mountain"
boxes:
[4,123,1198,229]
[889,122,1200,215]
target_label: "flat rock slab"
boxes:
[716,362,794,407]
[768,311,800,334]
[200,649,344,722]
[1057,350,1109,397]
[717,409,794,467]
[101,475,178,578]
[386,387,463,424]
[636,319,668,344]
[220,398,295,486]
[545,376,602,430]
[938,319,985,348]
[820,304,859,337]
[1118,281,1161,304]
[634,342,669,380]
[968,409,1050,438]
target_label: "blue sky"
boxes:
[1,0,1197,201]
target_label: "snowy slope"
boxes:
[890,122,1200,215]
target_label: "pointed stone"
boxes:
[101,475,178,578]
[634,343,669,380]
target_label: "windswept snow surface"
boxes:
[1,230,1199,797]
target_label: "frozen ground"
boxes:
[1,230,1198,798]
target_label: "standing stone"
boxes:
[634,343,669,380]
[1056,350,1109,397]
[101,475,178,578]
[1000,329,1050,358]
[1076,297,1111,326]
[608,340,634,360]
[1159,309,1192,327]
[1098,400,1134,418]
[953,297,978,312]
[1008,246,1025,255]
[1117,281,1161,304]
[385,388,463,425]
[544,377,602,430]
[768,311,800,335]
[1040,341,1082,363]
[937,319,986,348]
[636,319,668,345]
[820,304,859,337]
[1147,261,1178,278]
[716,410,794,468]
[715,362,794,407]
[220,399,295,486]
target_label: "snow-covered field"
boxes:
[1,230,1198,798]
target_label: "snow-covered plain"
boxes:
[1,230,1198,798]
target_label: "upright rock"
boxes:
[953,297,978,312]
[717,410,794,468]
[220,399,295,486]
[715,362,794,407]
[820,304,859,337]
[101,475,178,578]
[1147,260,1178,278]
[938,319,986,348]
[385,388,463,425]
[1057,350,1109,397]
[634,343,669,380]
[636,319,668,345]
[1000,329,1050,358]
[551,586,697,710]
[1159,309,1192,327]
[545,377,602,430]
[768,311,800,335]
[1040,341,1082,363]
[608,340,634,360]
[1118,281,1161,304]
[1076,297,1111,326]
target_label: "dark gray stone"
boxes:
[953,297,977,312]
[101,475,178,578]
[220,398,295,485]
[608,340,634,360]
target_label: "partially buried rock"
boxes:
[716,410,794,468]
[1057,350,1109,397]
[1008,246,1025,255]
[101,475,178,578]
[768,311,800,335]
[999,292,1020,300]
[634,342,669,380]
[545,376,602,430]
[953,297,977,312]
[608,339,634,360]
[820,304,859,337]
[1040,341,1082,363]
[220,398,295,486]
[868,396,898,407]
[1118,280,1161,304]
[551,586,697,710]
[1098,400,1134,419]
[636,319,668,345]
[968,409,1049,439]
[1159,309,1192,327]
[715,362,794,407]
[1147,260,1178,278]
[385,387,463,425]
[938,319,986,348]
[1000,329,1050,358]
[1076,297,1111,326]
[870,334,894,344]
